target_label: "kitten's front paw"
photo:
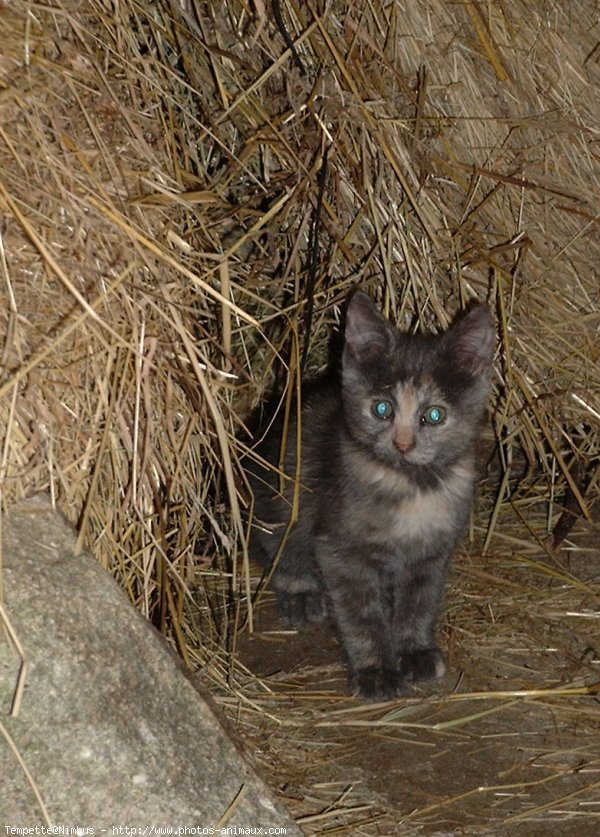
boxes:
[277,590,327,626]
[353,667,401,700]
[400,648,446,683]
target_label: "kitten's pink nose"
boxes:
[394,432,415,454]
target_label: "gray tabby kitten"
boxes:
[247,291,495,699]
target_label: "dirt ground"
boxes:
[225,507,600,835]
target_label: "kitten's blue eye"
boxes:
[422,405,446,425]
[372,400,393,419]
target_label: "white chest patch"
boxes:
[389,464,474,544]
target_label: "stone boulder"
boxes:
[0,494,300,832]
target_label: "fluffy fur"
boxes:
[247,291,495,699]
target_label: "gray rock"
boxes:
[0,494,300,832]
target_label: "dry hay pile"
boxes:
[1,0,599,832]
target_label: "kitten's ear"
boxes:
[444,307,495,378]
[343,291,394,362]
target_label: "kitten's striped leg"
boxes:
[318,546,399,699]
[390,552,449,685]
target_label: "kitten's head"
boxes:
[341,291,495,475]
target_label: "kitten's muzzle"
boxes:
[393,430,416,454]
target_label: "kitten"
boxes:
[247,291,495,699]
